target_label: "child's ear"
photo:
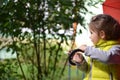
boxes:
[100,30,105,39]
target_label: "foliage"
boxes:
[0,59,20,80]
[0,0,103,80]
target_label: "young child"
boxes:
[72,14,120,80]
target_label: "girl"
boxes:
[72,14,120,80]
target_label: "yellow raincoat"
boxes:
[83,40,120,80]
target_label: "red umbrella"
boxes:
[102,0,120,23]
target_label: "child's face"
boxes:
[89,28,100,45]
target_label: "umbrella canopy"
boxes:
[103,0,120,23]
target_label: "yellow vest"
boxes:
[84,40,120,80]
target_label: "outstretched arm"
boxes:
[84,45,120,64]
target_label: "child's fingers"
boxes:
[73,53,83,63]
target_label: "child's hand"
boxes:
[72,53,84,63]
[79,45,87,52]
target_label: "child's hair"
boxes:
[89,14,120,40]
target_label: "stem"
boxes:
[34,37,42,80]
[16,53,26,80]
[43,26,47,76]
[51,41,62,80]
[32,26,42,80]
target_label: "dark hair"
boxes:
[89,14,120,40]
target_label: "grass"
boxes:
[62,65,85,80]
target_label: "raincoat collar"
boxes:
[95,39,119,48]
